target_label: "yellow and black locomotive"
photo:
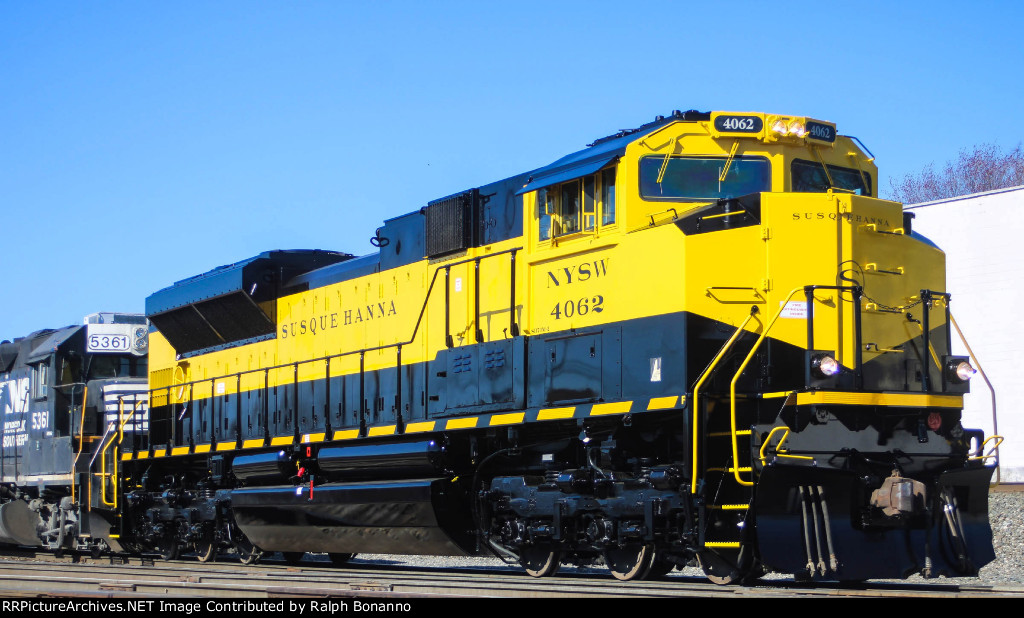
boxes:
[10,110,1001,583]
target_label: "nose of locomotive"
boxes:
[754,463,995,581]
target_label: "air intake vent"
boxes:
[425,190,476,257]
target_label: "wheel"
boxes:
[697,549,747,585]
[604,543,655,581]
[195,540,217,563]
[233,537,262,565]
[282,552,305,564]
[157,538,180,561]
[647,554,675,579]
[520,546,561,578]
[328,552,355,566]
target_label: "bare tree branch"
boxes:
[887,143,1024,203]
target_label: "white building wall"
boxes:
[906,186,1024,482]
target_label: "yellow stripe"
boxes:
[195,444,212,453]
[153,449,166,458]
[795,391,963,408]
[647,396,679,410]
[242,439,264,449]
[590,401,632,416]
[135,452,149,460]
[446,417,479,430]
[120,453,132,461]
[704,542,742,548]
[761,391,796,399]
[171,446,190,456]
[489,412,525,426]
[271,436,293,446]
[405,421,436,433]
[302,433,326,443]
[537,407,575,420]
[216,442,237,452]
[368,425,396,437]
[333,429,360,440]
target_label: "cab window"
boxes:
[791,159,872,196]
[88,355,148,379]
[31,362,48,400]
[639,155,771,201]
[601,168,616,225]
[537,167,616,240]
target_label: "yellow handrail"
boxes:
[97,397,141,508]
[729,287,806,487]
[969,435,1004,462]
[910,320,943,375]
[97,399,122,507]
[691,307,759,489]
[758,426,814,465]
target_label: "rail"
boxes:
[69,385,87,504]
[969,436,1004,462]
[726,287,804,486]
[727,285,862,487]
[92,397,144,508]
[949,311,1002,481]
[141,248,521,451]
[690,306,758,490]
[758,426,813,465]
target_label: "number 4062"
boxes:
[550,295,604,319]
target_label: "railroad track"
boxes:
[0,552,1021,599]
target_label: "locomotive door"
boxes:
[0,370,30,479]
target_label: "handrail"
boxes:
[69,385,87,504]
[690,306,758,490]
[161,248,521,399]
[91,415,118,507]
[803,284,863,387]
[728,287,805,486]
[96,398,143,508]
[152,248,521,440]
[87,421,116,511]
[969,436,1004,462]
[758,426,814,465]
[950,312,1000,480]
[910,320,944,377]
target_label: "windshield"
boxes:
[791,159,872,196]
[88,354,148,379]
[639,156,771,201]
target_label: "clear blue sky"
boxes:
[2,1,1023,341]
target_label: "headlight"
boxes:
[945,358,976,383]
[811,353,841,378]
[788,120,806,137]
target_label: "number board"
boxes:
[87,323,136,353]
[806,121,836,143]
[713,115,763,134]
